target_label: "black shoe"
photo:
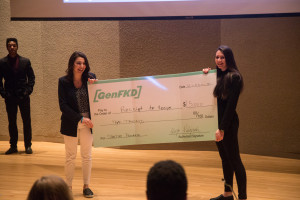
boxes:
[210,194,234,200]
[5,147,18,155]
[83,188,94,198]
[25,147,33,154]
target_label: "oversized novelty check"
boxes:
[88,70,217,147]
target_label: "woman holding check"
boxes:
[58,51,97,198]
[203,45,247,200]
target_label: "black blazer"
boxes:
[58,72,96,137]
[0,55,35,99]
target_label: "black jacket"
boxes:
[58,72,96,137]
[0,55,35,99]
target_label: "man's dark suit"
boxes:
[0,55,35,149]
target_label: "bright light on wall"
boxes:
[64,0,186,2]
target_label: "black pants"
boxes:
[5,96,32,149]
[216,127,247,199]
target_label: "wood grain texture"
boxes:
[0,141,299,200]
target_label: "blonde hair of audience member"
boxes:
[27,175,73,200]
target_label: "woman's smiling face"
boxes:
[73,57,86,75]
[215,50,227,71]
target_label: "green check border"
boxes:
[89,69,216,84]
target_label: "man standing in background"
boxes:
[0,38,35,154]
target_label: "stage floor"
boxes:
[0,141,299,200]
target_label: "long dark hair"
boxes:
[213,45,244,99]
[66,51,90,82]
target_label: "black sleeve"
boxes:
[58,77,82,123]
[88,72,96,79]
[219,75,241,131]
[26,59,35,95]
[0,60,5,98]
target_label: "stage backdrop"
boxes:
[0,0,300,158]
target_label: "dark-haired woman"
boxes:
[204,46,247,200]
[58,51,97,198]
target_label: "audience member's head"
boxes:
[27,175,73,200]
[146,160,188,200]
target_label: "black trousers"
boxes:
[216,127,247,199]
[5,96,32,149]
